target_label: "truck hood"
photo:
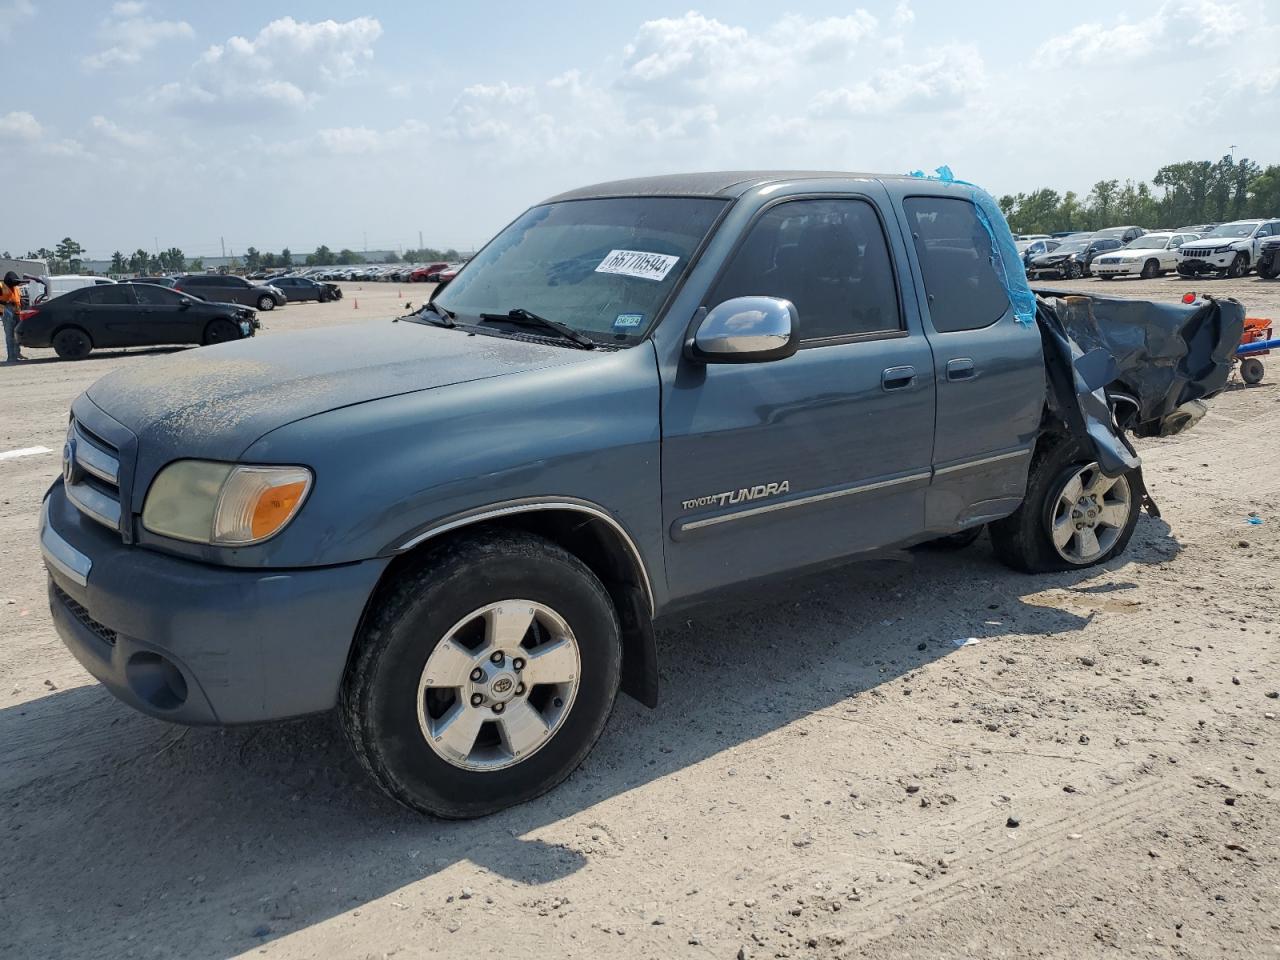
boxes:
[85,321,590,462]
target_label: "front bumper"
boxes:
[1178,251,1235,272]
[41,481,389,725]
[1092,261,1143,276]
[1028,262,1073,279]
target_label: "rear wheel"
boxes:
[1140,259,1160,279]
[203,318,241,345]
[52,327,92,360]
[990,437,1140,573]
[257,295,276,311]
[1240,357,1265,385]
[341,531,623,818]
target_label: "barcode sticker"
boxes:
[594,250,679,282]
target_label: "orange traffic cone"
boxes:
[353,298,359,309]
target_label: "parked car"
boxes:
[1026,236,1123,279]
[435,263,462,284]
[1091,232,1201,280]
[1016,238,1060,267]
[124,276,177,288]
[1257,236,1280,280]
[270,276,343,302]
[410,262,450,282]
[17,282,256,359]
[174,274,287,310]
[1176,219,1280,278]
[1092,225,1146,244]
[1175,223,1218,235]
[1050,230,1083,238]
[35,275,117,302]
[37,170,1241,818]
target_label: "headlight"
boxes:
[143,461,312,545]
[1214,245,1234,254]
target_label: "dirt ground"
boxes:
[1,275,1278,960]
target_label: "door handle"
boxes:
[946,358,976,381]
[881,365,916,391]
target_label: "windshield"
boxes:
[1125,235,1170,249]
[1203,222,1260,238]
[432,196,727,342]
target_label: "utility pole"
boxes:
[1229,144,1238,162]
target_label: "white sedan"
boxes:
[1091,233,1201,280]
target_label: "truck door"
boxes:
[898,194,1044,533]
[659,193,936,602]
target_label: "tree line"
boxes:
[1000,156,1280,235]
[1,241,466,276]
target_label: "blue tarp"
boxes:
[908,165,1037,328]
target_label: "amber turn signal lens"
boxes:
[251,480,309,540]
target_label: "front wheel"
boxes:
[257,295,276,311]
[1065,261,1082,280]
[1226,253,1248,279]
[203,318,241,345]
[1140,259,1160,280]
[341,531,622,818]
[990,437,1140,573]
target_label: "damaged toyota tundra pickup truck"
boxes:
[40,171,1244,818]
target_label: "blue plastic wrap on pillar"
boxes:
[907,166,1037,328]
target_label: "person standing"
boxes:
[1,271,26,363]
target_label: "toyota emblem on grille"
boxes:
[62,440,78,485]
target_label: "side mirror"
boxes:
[686,296,798,364]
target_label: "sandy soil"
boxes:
[1,276,1277,959]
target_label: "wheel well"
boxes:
[366,509,659,708]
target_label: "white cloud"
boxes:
[156,16,382,115]
[1035,0,1252,67]
[619,10,880,96]
[90,115,152,149]
[0,110,43,141]
[892,1,915,28]
[810,46,986,117]
[83,11,194,70]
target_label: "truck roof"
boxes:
[544,170,924,203]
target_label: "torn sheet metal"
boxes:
[1033,290,1245,476]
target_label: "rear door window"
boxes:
[134,285,185,305]
[903,196,1010,333]
[86,285,135,305]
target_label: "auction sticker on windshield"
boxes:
[595,250,679,282]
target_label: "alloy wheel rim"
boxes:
[417,600,581,772]
[1050,463,1132,564]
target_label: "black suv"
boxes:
[174,274,286,311]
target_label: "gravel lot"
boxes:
[1,276,1278,959]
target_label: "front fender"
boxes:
[239,342,666,598]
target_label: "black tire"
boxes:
[1065,261,1082,280]
[1140,259,1160,280]
[341,531,623,819]
[989,436,1141,574]
[1100,274,1114,281]
[203,318,241,345]
[1226,253,1248,279]
[257,295,276,311]
[1177,266,1194,278]
[52,327,92,360]
[1258,261,1279,280]
[1240,357,1265,385]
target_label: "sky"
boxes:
[2,0,1277,260]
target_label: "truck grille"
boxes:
[52,582,118,646]
[1181,249,1211,258]
[65,418,124,533]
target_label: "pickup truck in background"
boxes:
[39,171,1242,818]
